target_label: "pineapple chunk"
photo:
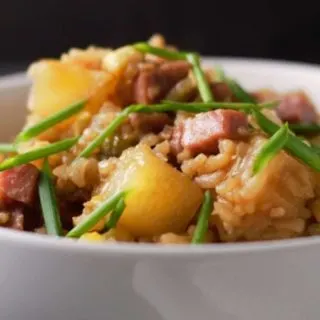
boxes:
[96,144,203,237]
[61,46,111,70]
[27,60,116,127]
[102,46,143,76]
[80,232,105,242]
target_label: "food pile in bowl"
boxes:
[1,34,320,244]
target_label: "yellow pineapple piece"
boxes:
[92,144,203,237]
[79,232,105,242]
[27,60,117,133]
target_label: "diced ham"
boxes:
[172,110,248,155]
[276,91,318,124]
[159,61,190,79]
[171,122,184,154]
[129,112,173,133]
[134,61,191,104]
[252,89,280,103]
[0,190,13,208]
[167,81,237,104]
[211,82,235,102]
[0,164,39,206]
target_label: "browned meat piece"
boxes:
[171,122,184,155]
[134,61,191,104]
[252,89,280,103]
[59,201,83,230]
[159,61,190,79]
[0,164,39,206]
[211,82,235,102]
[0,190,13,208]
[129,112,173,133]
[172,110,248,155]
[182,82,236,103]
[276,91,317,124]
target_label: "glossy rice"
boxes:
[0,34,320,245]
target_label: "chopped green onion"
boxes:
[221,70,320,170]
[105,197,126,229]
[225,79,257,103]
[192,191,213,244]
[79,106,134,158]
[162,100,278,111]
[66,191,127,238]
[252,123,289,175]
[214,65,226,82]
[79,100,279,158]
[133,42,188,60]
[16,100,86,142]
[253,110,320,172]
[311,144,320,155]
[215,67,256,103]
[0,143,16,153]
[38,158,63,236]
[186,53,214,102]
[289,123,320,134]
[0,137,78,171]
[134,44,214,102]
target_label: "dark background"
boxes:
[1,0,320,74]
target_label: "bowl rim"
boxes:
[2,56,320,257]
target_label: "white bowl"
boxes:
[1,59,320,320]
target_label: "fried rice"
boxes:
[0,34,320,245]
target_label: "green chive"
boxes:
[38,158,63,236]
[192,191,213,244]
[0,143,16,153]
[79,106,134,158]
[79,100,279,158]
[214,65,226,81]
[252,123,289,175]
[186,53,214,102]
[162,100,278,111]
[215,67,256,103]
[289,123,320,134]
[105,197,126,229]
[221,70,320,170]
[66,191,127,238]
[0,137,78,171]
[226,79,257,103]
[16,100,86,142]
[311,145,320,155]
[253,110,320,172]
[134,43,214,102]
[133,42,188,60]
